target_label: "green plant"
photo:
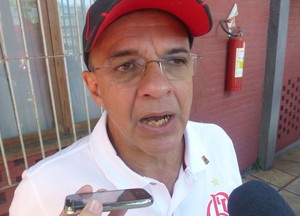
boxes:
[252,159,262,171]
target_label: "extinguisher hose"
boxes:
[219,19,241,37]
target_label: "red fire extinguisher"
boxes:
[220,19,245,91]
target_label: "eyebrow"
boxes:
[108,47,190,60]
[165,47,189,55]
[109,49,140,59]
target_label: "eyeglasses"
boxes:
[89,53,200,84]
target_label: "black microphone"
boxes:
[228,180,295,216]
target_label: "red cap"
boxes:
[83,0,213,67]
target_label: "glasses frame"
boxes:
[88,53,201,83]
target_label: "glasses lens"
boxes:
[106,58,145,83]
[162,53,197,80]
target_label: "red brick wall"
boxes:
[190,0,271,170]
[276,0,300,151]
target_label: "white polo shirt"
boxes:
[10,112,242,216]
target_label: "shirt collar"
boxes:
[183,121,210,173]
[89,112,209,188]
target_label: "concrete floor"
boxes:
[243,144,300,215]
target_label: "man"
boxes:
[10,0,242,215]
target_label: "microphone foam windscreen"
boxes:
[228,180,295,216]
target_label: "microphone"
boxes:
[228,180,295,216]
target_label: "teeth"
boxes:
[143,115,171,126]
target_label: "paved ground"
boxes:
[243,143,300,215]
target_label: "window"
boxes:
[0,0,100,185]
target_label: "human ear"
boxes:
[82,71,105,108]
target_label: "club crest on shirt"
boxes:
[206,192,229,216]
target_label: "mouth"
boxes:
[140,115,172,126]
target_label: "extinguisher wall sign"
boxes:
[235,46,245,77]
[226,37,245,91]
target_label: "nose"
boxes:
[137,62,173,98]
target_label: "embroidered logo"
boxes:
[202,155,210,164]
[206,192,229,216]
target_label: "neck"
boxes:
[106,118,185,196]
[127,145,184,195]
[114,138,185,196]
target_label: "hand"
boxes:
[59,185,127,216]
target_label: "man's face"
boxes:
[84,10,194,158]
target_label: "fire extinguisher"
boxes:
[220,19,245,91]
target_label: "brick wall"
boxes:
[190,0,271,170]
[276,0,300,151]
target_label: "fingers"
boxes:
[107,209,127,216]
[79,199,103,216]
[96,188,107,192]
[77,185,93,194]
[59,185,96,216]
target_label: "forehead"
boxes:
[90,10,190,61]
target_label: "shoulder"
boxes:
[187,120,226,132]
[25,135,91,177]
[185,120,237,162]
[9,135,93,215]
[186,121,231,143]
